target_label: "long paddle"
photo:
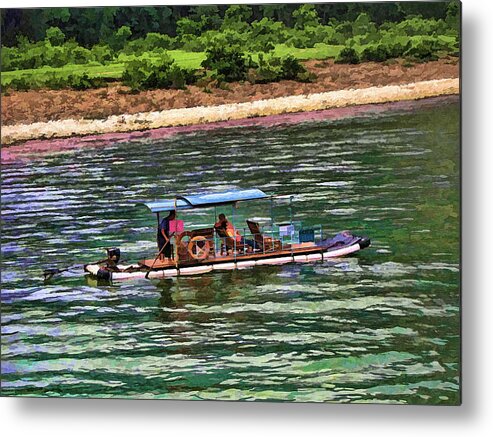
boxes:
[43,256,109,281]
[145,239,170,279]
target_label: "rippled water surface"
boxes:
[1,97,460,403]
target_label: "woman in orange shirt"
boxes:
[214,213,256,250]
[214,213,241,242]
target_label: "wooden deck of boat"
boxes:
[139,242,322,269]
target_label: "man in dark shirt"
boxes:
[157,210,175,260]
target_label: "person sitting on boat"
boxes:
[157,210,176,261]
[214,213,254,250]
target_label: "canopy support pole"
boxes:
[174,198,179,272]
[289,196,294,257]
[232,203,236,260]
[289,196,293,224]
[214,205,217,256]
[156,212,160,249]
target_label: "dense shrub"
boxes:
[4,71,106,91]
[122,33,176,56]
[144,33,175,50]
[285,25,340,48]
[403,38,439,62]
[91,44,114,63]
[41,45,67,68]
[251,54,310,83]
[279,55,308,80]
[4,76,31,91]
[201,45,253,82]
[121,39,147,56]
[335,46,360,64]
[108,26,132,52]
[293,4,320,29]
[394,18,446,37]
[1,40,96,71]
[446,0,460,33]
[347,30,381,47]
[167,65,196,89]
[71,46,93,64]
[250,18,287,42]
[45,27,66,46]
[432,35,459,54]
[352,13,377,37]
[360,41,410,62]
[221,5,252,33]
[248,38,275,53]
[177,34,208,52]
[247,18,287,51]
[200,29,248,51]
[285,28,311,49]
[360,44,388,62]
[352,32,457,64]
[1,47,17,71]
[335,22,354,39]
[122,54,195,90]
[176,17,204,38]
[67,73,106,90]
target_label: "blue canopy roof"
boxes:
[141,188,269,213]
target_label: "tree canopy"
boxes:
[1,3,454,47]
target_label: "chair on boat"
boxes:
[215,227,246,256]
[246,220,282,253]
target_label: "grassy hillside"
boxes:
[1,44,345,89]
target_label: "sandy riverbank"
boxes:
[1,77,459,145]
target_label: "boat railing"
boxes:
[174,223,324,263]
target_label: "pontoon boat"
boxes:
[84,188,370,281]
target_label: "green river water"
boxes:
[1,96,460,404]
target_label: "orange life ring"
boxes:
[175,231,193,247]
[187,236,210,260]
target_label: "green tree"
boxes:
[446,0,460,32]
[66,8,106,46]
[222,5,252,31]
[293,4,320,29]
[43,8,71,26]
[45,26,65,46]
[122,54,194,90]
[189,5,222,31]
[335,46,360,64]
[250,17,286,44]
[352,12,377,36]
[176,17,203,37]
[108,25,132,52]
[98,7,118,43]
[259,4,296,26]
[397,2,448,20]
[202,45,252,82]
[154,6,175,35]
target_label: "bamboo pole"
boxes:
[174,198,179,272]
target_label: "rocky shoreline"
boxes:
[2,78,459,145]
